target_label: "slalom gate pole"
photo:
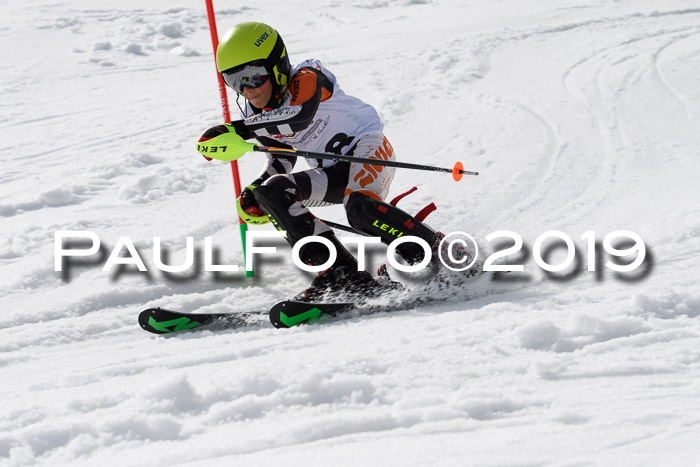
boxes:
[205,0,253,277]
[252,146,478,181]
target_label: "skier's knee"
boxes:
[253,175,299,209]
[344,191,372,228]
[254,175,331,246]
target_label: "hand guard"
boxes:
[196,123,256,162]
[239,187,264,217]
[236,185,270,225]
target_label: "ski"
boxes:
[138,307,265,334]
[269,300,355,328]
[268,269,497,329]
[140,265,492,334]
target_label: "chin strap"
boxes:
[235,94,246,116]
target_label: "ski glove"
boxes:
[196,124,256,162]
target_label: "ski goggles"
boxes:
[221,64,270,93]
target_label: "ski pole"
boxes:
[319,218,364,236]
[252,146,478,182]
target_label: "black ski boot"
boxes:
[294,264,379,303]
[426,231,481,287]
[293,231,400,302]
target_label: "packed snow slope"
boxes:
[2,0,700,465]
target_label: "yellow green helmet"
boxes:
[217,22,291,108]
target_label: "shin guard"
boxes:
[344,192,439,265]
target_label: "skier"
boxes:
[197,22,448,301]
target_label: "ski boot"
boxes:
[294,230,404,302]
[293,263,382,303]
[426,231,482,287]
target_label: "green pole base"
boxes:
[239,223,254,277]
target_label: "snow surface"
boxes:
[2,0,700,465]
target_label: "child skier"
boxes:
[197,22,448,301]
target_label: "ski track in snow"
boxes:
[2,0,700,465]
